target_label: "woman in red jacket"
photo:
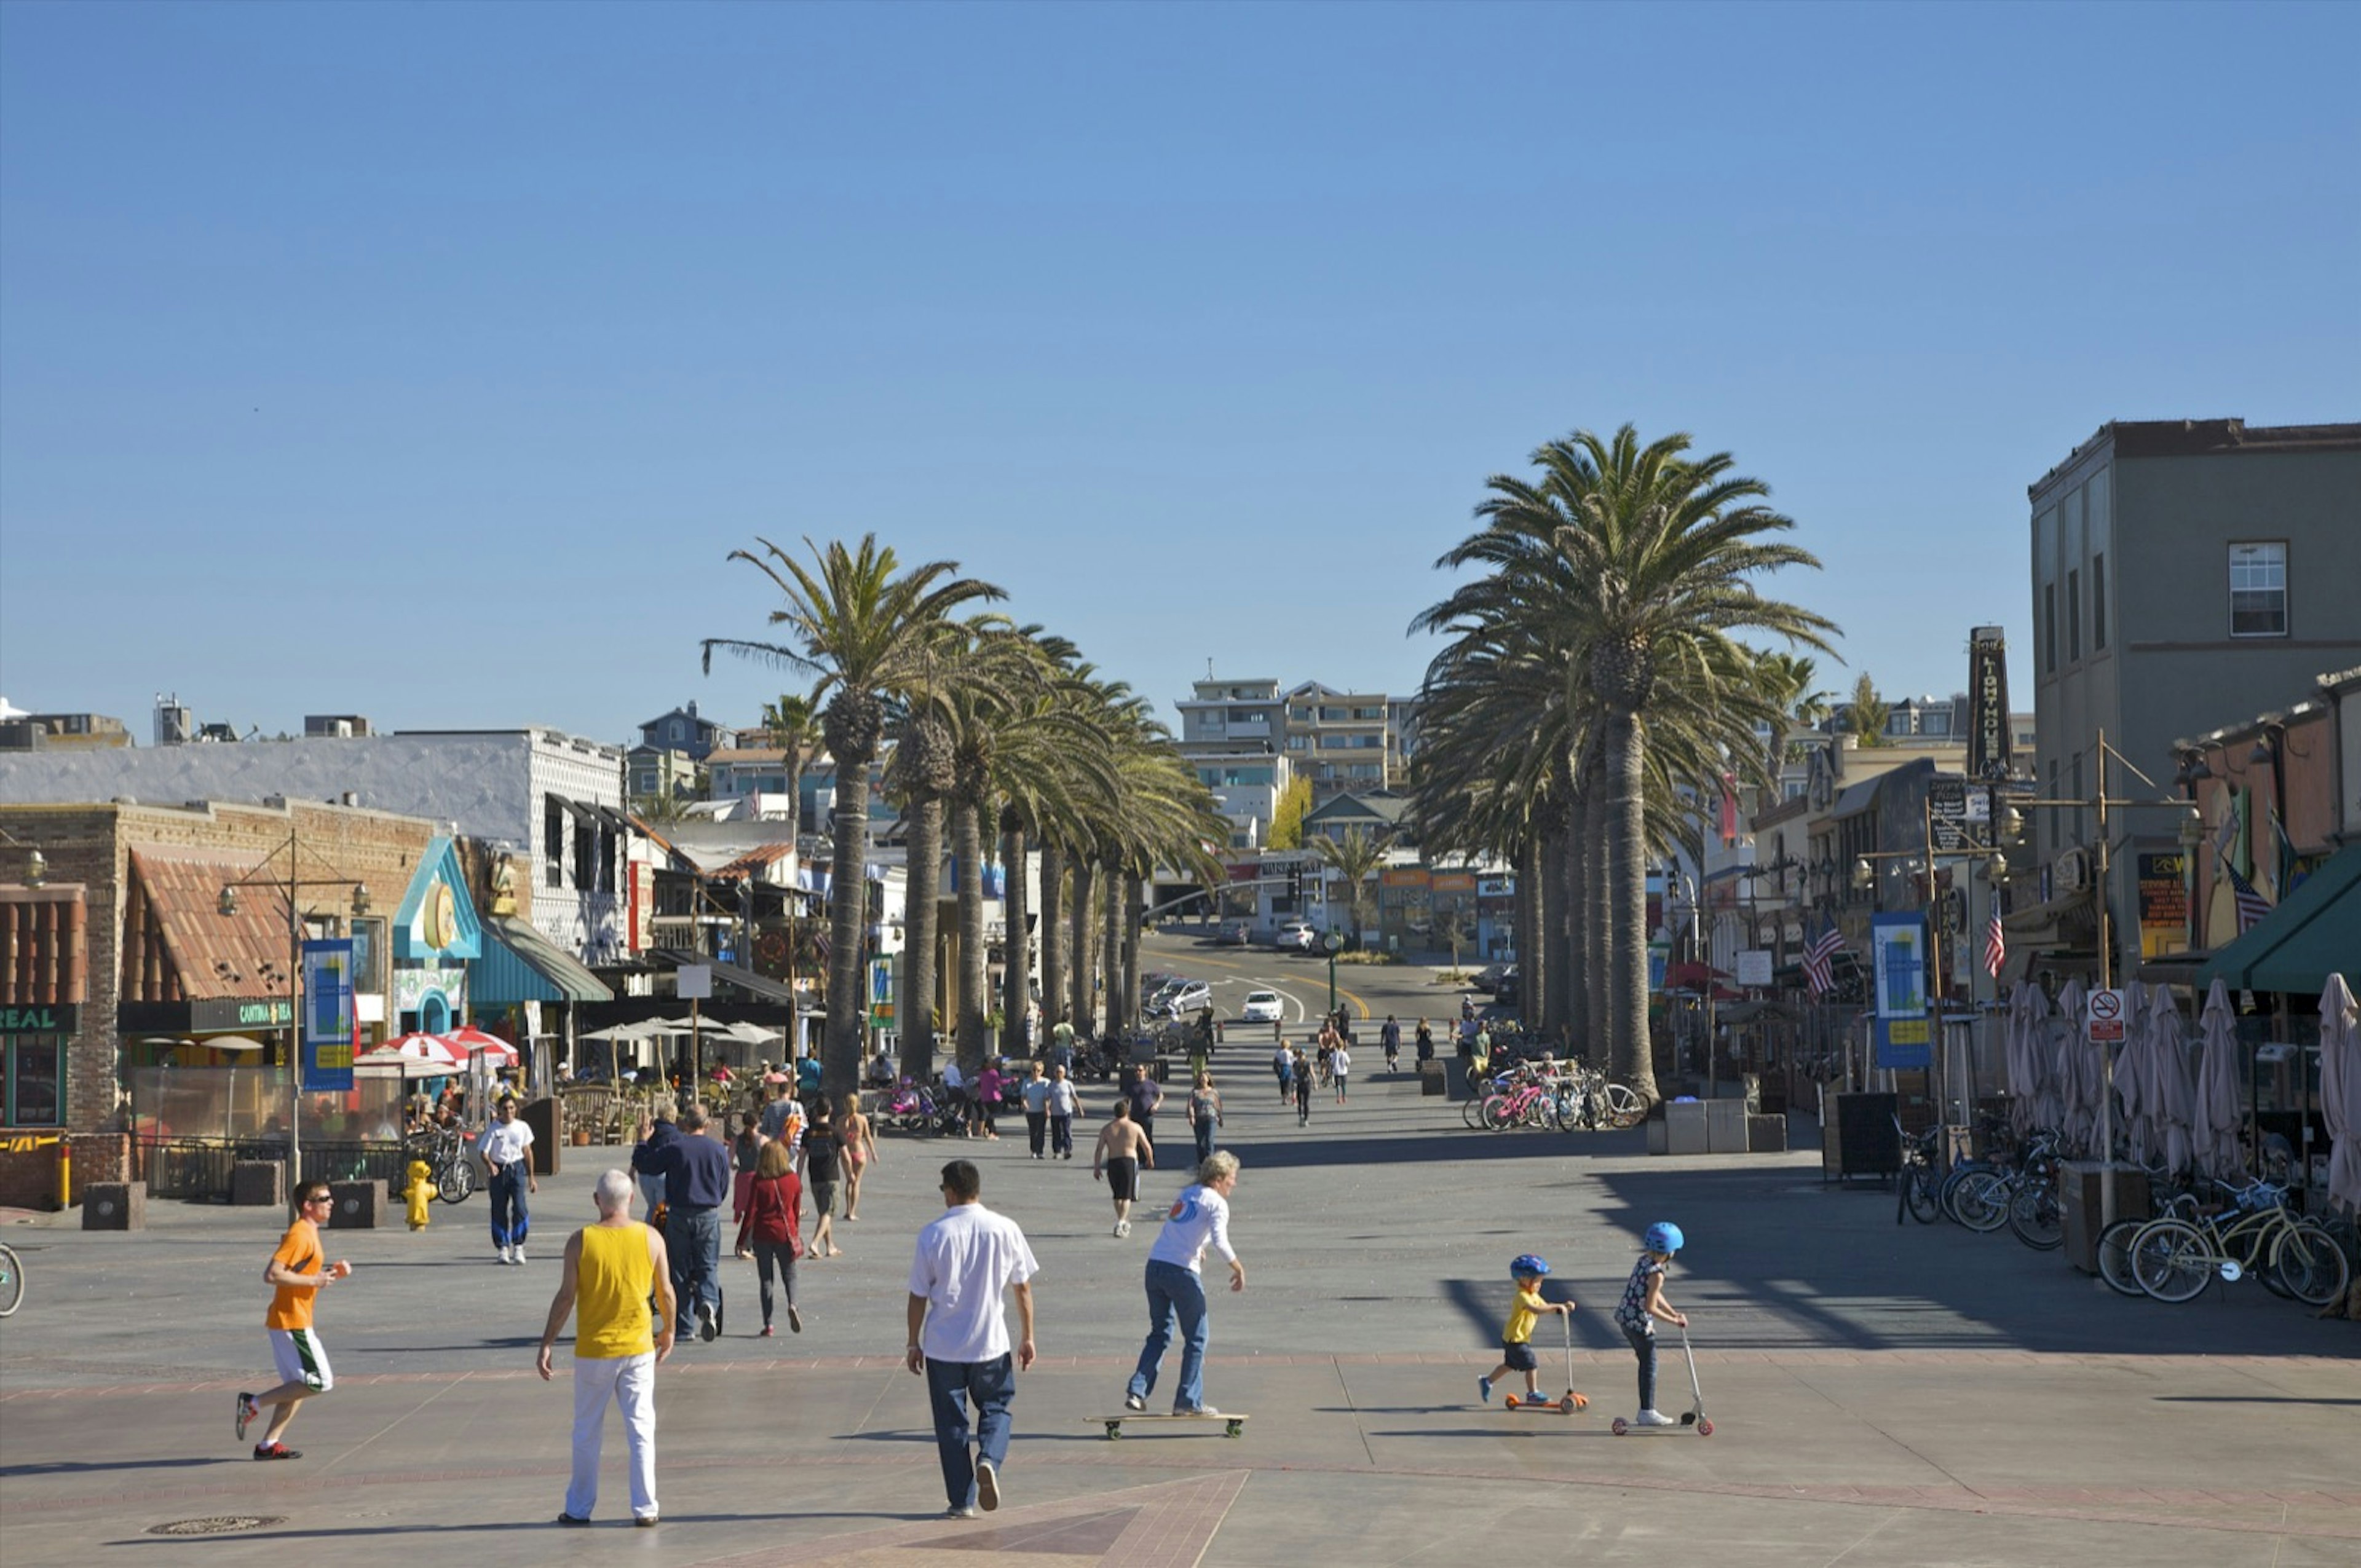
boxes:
[733,1139,804,1336]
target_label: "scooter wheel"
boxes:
[1610,1417,1629,1436]
[1570,1393,1587,1410]
[1696,1419,1714,1437]
[1558,1397,1576,1415]
[1503,1395,1521,1410]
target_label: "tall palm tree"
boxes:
[1311,825,1392,946]
[759,690,825,845]
[1752,652,1833,771]
[703,535,1003,1101]
[1418,427,1834,1099]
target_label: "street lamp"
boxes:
[218,829,373,1185]
[1322,929,1343,1017]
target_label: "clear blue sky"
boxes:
[4,1,2355,749]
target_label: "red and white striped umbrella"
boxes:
[443,1025,518,1065]
[362,1032,466,1070]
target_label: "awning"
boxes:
[1997,887,2098,987]
[650,947,797,1005]
[472,916,614,1004]
[2197,843,2361,996]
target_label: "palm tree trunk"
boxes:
[1516,836,1540,1020]
[1584,763,1611,1068]
[1536,825,1564,1041]
[1603,708,1657,1101]
[953,794,989,1074]
[784,755,804,847]
[1070,857,1097,1037]
[1102,860,1126,1033]
[900,794,943,1081]
[1040,841,1067,1033]
[1122,872,1145,1025]
[999,816,1030,1058]
[822,753,872,1103]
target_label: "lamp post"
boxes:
[1322,929,1343,1018]
[218,828,371,1188]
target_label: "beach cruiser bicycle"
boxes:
[0,1240,21,1317]
[2127,1178,2351,1307]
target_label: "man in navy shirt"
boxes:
[634,1101,732,1342]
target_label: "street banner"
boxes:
[1647,939,1670,993]
[1870,912,1931,1070]
[299,939,355,1092]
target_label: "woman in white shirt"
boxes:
[1120,1151,1246,1417]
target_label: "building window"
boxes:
[4,1038,63,1125]
[2229,542,2288,637]
[2092,553,2107,650]
[2044,583,2058,674]
[545,798,565,888]
[2067,568,2081,662]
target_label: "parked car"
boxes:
[1240,990,1284,1023]
[1274,920,1318,952]
[1215,920,1250,946]
[1470,963,1511,994]
[1490,967,1521,1007]
[1147,979,1212,1018]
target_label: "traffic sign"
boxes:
[2086,987,2127,1043]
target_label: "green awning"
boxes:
[2196,843,2361,996]
[472,916,614,1005]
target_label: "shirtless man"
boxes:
[1091,1100,1155,1238]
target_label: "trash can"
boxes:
[2060,1162,2151,1274]
[83,1181,145,1230]
[232,1160,286,1207]
[330,1180,388,1230]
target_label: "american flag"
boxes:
[1801,918,1844,995]
[2227,865,2272,934]
[1982,903,2006,979]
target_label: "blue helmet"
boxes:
[1510,1253,1551,1278]
[1644,1223,1685,1255]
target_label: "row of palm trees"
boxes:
[703,536,1228,1103]
[1412,426,1839,1105]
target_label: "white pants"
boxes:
[566,1352,657,1521]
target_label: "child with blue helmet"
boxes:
[1613,1223,1690,1426]
[1478,1254,1572,1404]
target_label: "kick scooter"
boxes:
[1610,1323,1712,1436]
[1503,1312,1589,1414]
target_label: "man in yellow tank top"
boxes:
[537,1170,676,1528]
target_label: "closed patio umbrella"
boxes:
[2193,980,2245,1180]
[2113,987,2156,1166]
[2319,974,2360,1215]
[2144,984,2196,1176]
[2053,979,2093,1154]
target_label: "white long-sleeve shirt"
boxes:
[1146,1183,1236,1274]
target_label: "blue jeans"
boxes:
[1192,1116,1217,1164]
[488,1162,530,1250]
[1126,1259,1210,1411]
[925,1353,1015,1509]
[1050,1115,1073,1157]
[1624,1323,1657,1411]
[665,1205,721,1335]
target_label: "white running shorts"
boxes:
[267,1327,333,1392]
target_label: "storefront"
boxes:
[1,1003,71,1127]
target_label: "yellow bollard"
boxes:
[57,1137,71,1211]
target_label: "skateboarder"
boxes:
[1121,1151,1246,1417]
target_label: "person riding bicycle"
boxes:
[1479,1253,1572,1404]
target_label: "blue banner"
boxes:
[1870,912,1931,1070]
[300,939,356,1092]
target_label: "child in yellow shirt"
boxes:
[1479,1254,1572,1403]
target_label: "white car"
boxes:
[1274,921,1318,952]
[1241,990,1285,1023]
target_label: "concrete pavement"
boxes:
[2,1049,2355,1566]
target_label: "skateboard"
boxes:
[1091,1411,1249,1440]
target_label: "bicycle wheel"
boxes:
[0,1242,21,1317]
[1904,1165,1943,1224]
[2097,1218,2152,1298]
[2007,1181,2063,1250]
[2271,1224,2353,1307]
[1947,1170,2011,1232]
[1481,1095,1516,1132]
[2132,1219,2216,1303]
[1602,1083,1645,1128]
[438,1157,476,1204]
[1462,1092,1492,1130]
[2248,1227,2295,1299]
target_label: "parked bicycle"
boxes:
[0,1240,22,1317]
[405,1125,476,1204]
[2127,1178,2352,1307]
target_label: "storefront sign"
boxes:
[1966,627,2012,781]
[2136,850,2189,960]
[1871,911,1931,1070]
[1381,869,1431,889]
[300,939,355,1092]
[1476,876,1514,898]
[0,1004,78,1033]
[1430,872,1478,894]
[189,998,293,1033]
[1736,950,1774,988]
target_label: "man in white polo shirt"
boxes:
[906,1159,1038,1519]
[478,1094,538,1264]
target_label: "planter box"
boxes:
[1747,1114,1788,1154]
[231,1160,285,1208]
[82,1181,145,1230]
[1705,1100,1749,1154]
[1419,1061,1446,1096]
[329,1180,388,1230]
[1661,1101,1709,1156]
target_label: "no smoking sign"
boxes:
[2086,987,2127,1043]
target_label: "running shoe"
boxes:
[1478,1376,1493,1403]
[235,1392,258,1442]
[698,1302,718,1342]
[943,1504,980,1519]
[556,1514,590,1527]
[512,1247,526,1264]
[788,1304,804,1334]
[252,1442,302,1460]
[759,1324,774,1337]
[1174,1405,1222,1418]
[976,1457,1001,1512]
[1634,1408,1678,1427]
[633,1514,659,1527]
[1124,1393,1146,1412]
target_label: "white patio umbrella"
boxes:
[2113,987,2156,1165]
[2054,979,2094,1154]
[2003,983,2036,1133]
[2023,986,2065,1135]
[2145,984,2196,1176]
[2319,974,2360,1215]
[2193,979,2245,1180]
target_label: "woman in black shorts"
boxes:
[799,1109,842,1259]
